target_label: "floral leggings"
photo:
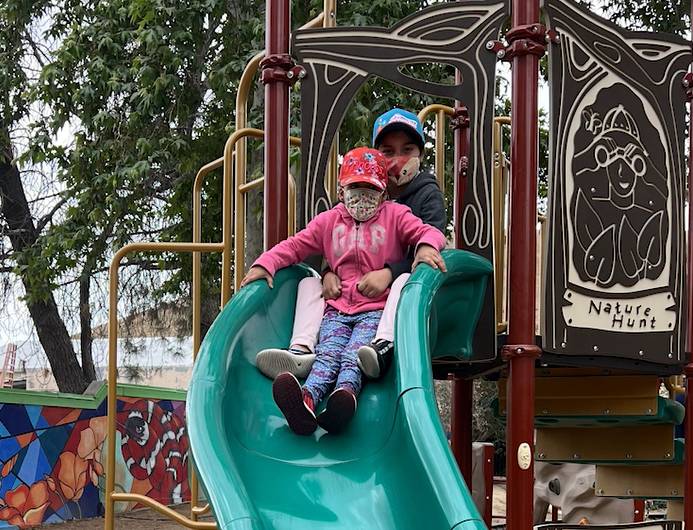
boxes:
[303,308,383,404]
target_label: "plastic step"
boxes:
[595,457,684,499]
[536,426,681,464]
[495,396,684,428]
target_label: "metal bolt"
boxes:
[603,409,610,415]
[560,342,566,348]
[572,453,580,459]
[665,452,672,458]
[626,489,634,495]
[287,70,294,79]
[497,49,506,59]
[625,453,633,459]
[638,350,644,356]
[538,452,546,458]
[672,489,679,495]
[684,79,690,88]
[669,353,673,357]
[541,409,549,414]
[597,488,604,495]
[649,200,654,206]
[545,34,550,43]
[593,345,599,352]
[555,34,561,43]
[486,41,494,50]
[589,255,595,261]
[330,10,335,18]
[646,408,653,414]
[298,69,306,79]
[590,187,596,193]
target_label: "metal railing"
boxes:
[492,116,546,335]
[418,103,456,195]
[233,130,301,293]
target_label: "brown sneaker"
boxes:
[272,373,317,436]
[316,388,357,434]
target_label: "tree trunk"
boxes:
[0,138,90,393]
[79,273,97,381]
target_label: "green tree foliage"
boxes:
[602,0,690,34]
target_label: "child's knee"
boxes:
[391,273,410,290]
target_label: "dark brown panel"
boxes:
[544,0,691,365]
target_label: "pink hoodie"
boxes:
[253,201,446,314]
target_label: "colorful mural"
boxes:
[0,385,189,527]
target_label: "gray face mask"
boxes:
[343,188,383,222]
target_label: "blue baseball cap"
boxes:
[372,108,426,150]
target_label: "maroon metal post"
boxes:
[504,0,543,528]
[633,499,645,522]
[684,4,693,517]
[482,444,495,527]
[450,375,473,486]
[450,68,474,488]
[685,362,693,524]
[261,0,291,249]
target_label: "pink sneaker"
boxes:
[317,388,357,434]
[272,373,317,435]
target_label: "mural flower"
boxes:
[0,481,50,528]
[77,417,107,485]
[55,452,89,501]
[77,417,107,462]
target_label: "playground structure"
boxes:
[97,0,693,529]
[1,344,17,389]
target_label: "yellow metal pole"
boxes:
[435,109,446,193]
[111,493,217,529]
[105,242,223,530]
[493,117,511,333]
[417,104,455,197]
[190,157,223,521]
[231,128,266,298]
[418,103,455,123]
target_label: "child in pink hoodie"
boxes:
[241,147,446,435]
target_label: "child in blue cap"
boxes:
[256,108,446,380]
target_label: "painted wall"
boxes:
[0,384,189,527]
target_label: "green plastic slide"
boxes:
[187,249,493,529]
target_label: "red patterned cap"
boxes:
[338,147,388,191]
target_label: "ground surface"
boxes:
[39,488,509,529]
[52,504,214,530]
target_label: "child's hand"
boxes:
[357,268,393,298]
[323,271,342,299]
[413,245,447,272]
[241,266,274,289]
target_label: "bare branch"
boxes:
[35,197,68,232]
[24,31,48,67]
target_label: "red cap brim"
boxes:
[339,174,386,191]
